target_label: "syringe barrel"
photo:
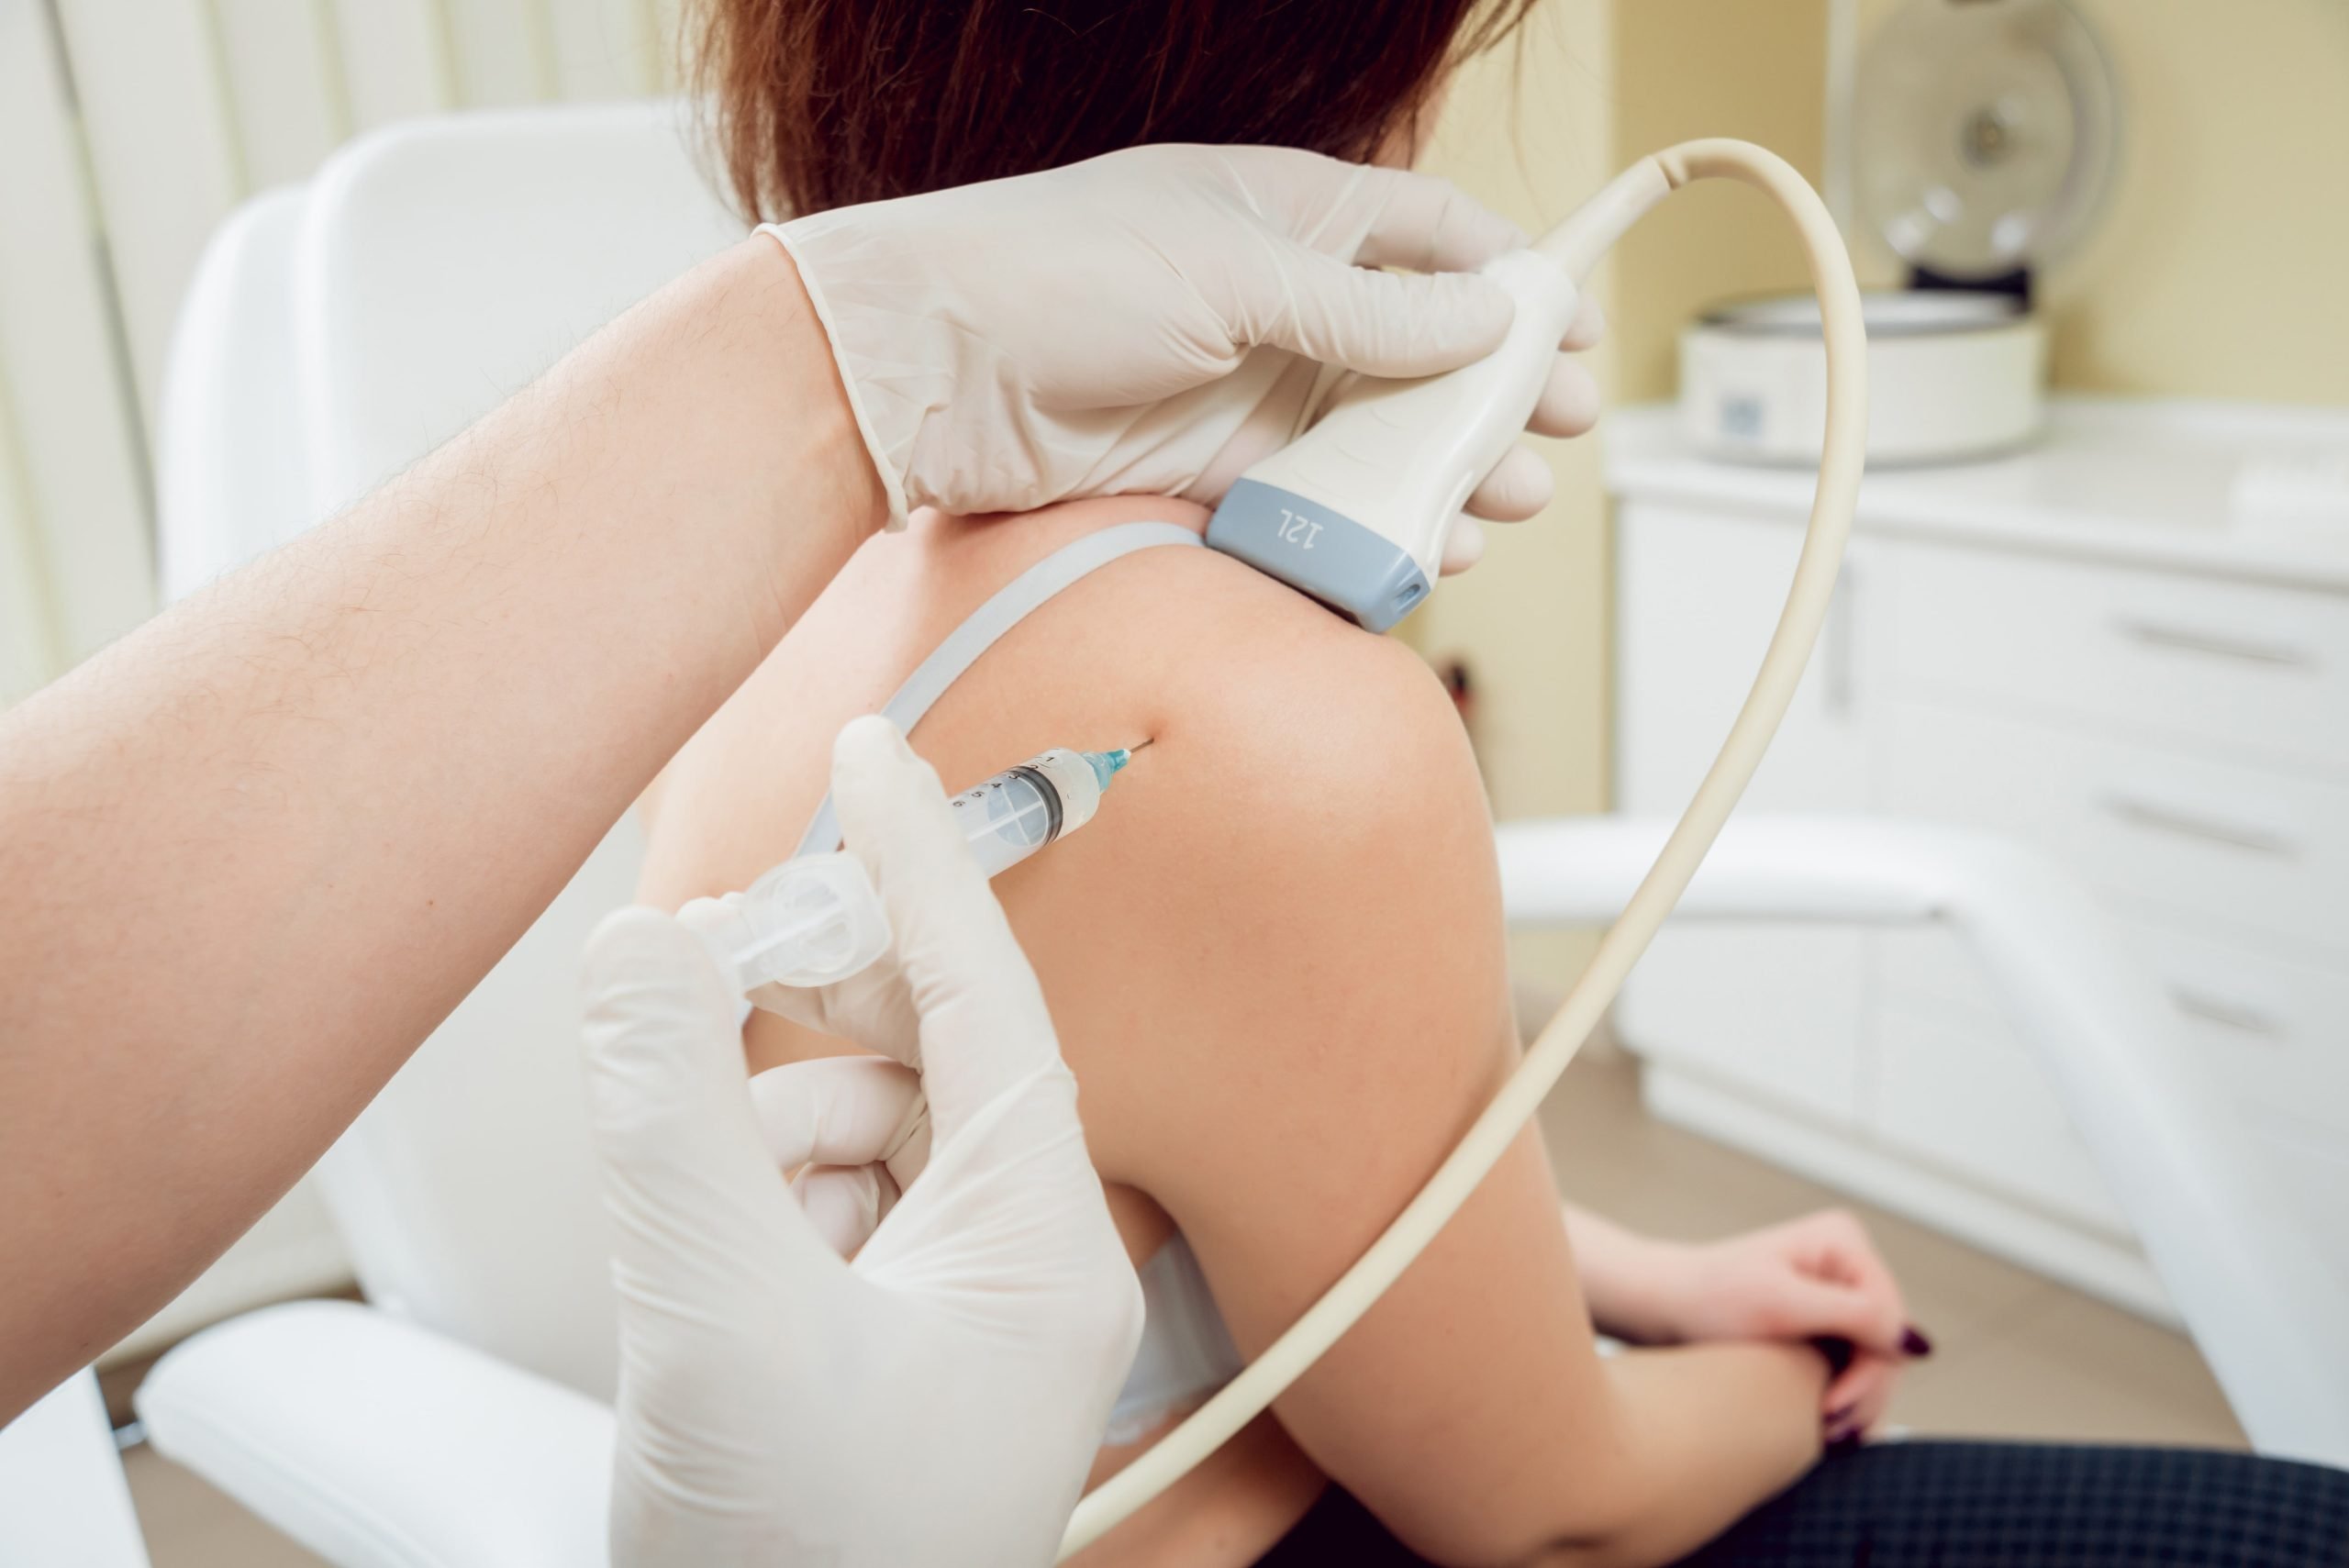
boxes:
[691,745,1126,995]
[951,749,1107,878]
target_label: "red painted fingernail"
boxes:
[1825,1404,1856,1426]
[1901,1326,1934,1357]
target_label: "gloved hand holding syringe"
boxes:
[586,716,1146,1568]
[686,739,1143,995]
[674,736,1147,1207]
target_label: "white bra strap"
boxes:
[793,520,1204,858]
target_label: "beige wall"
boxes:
[1419,1,1618,989]
[1851,0,2349,404]
[1610,0,1831,402]
[1608,0,2349,404]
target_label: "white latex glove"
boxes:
[582,716,1142,1568]
[768,142,1602,531]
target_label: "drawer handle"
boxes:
[2168,984,2282,1038]
[1827,563,1858,717]
[2100,791,2300,857]
[2114,617,2312,669]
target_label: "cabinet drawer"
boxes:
[1876,925,2010,1026]
[1614,927,1865,1128]
[1886,540,2349,779]
[1618,504,1876,815]
[1887,702,2349,951]
[2241,1106,2349,1271]
[1879,919,2349,1137]
[2127,922,2349,1137]
[1873,995,2134,1237]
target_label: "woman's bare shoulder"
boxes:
[641,491,1499,1043]
[965,504,1510,1168]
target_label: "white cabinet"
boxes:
[1616,506,1876,1129]
[1607,400,2349,1318]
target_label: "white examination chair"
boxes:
[0,1373,151,1568]
[125,106,2345,1568]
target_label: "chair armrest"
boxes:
[1497,812,1965,927]
[157,183,317,604]
[0,1371,151,1567]
[138,1300,610,1568]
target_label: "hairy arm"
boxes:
[0,239,882,1417]
[1113,628,1826,1567]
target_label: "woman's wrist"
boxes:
[1564,1207,1698,1343]
[1610,1238,1702,1345]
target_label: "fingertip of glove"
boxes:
[1455,271,1520,338]
[577,908,747,1144]
[1439,514,1487,574]
[1361,165,1529,272]
[833,712,918,772]
[1413,272,1517,370]
[830,716,967,867]
[1443,200,1532,272]
[832,714,941,804]
[1464,443,1554,524]
[1563,290,1609,352]
[583,905,712,991]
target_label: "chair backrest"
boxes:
[155,184,316,602]
[164,101,746,1398]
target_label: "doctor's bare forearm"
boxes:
[0,237,883,1419]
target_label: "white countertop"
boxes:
[1603,397,2349,593]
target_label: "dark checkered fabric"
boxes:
[1252,1443,2349,1567]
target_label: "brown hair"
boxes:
[693,0,1535,223]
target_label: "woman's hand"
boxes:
[1650,1210,1931,1442]
[770,143,1593,531]
[584,717,1142,1568]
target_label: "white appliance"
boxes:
[1682,290,2043,465]
[1681,0,2120,466]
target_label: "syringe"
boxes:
[948,744,1138,876]
[687,744,1141,997]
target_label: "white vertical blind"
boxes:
[0,0,157,673]
[211,0,354,187]
[548,0,668,98]
[443,0,558,107]
[0,0,680,700]
[0,381,60,707]
[329,0,459,128]
[51,0,248,417]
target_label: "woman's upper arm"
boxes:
[1106,633,1625,1566]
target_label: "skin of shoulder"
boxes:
[638,495,1623,1568]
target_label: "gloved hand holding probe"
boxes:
[580,717,1141,1568]
[770,143,1603,539]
